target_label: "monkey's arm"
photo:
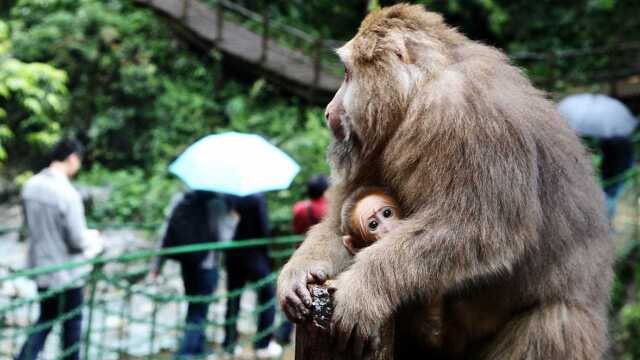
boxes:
[277,183,353,322]
[331,123,544,353]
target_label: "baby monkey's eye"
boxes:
[382,207,393,218]
[368,219,379,231]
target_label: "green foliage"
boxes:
[78,165,181,225]
[9,0,226,168]
[621,303,640,359]
[415,0,640,91]
[0,19,68,170]
[3,0,334,227]
[3,0,638,228]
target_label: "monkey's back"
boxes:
[383,41,612,355]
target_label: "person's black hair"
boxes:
[49,138,84,163]
[193,190,216,200]
[307,175,329,200]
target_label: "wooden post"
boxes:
[260,8,270,63]
[608,43,620,97]
[215,0,224,42]
[312,38,323,89]
[545,52,556,93]
[295,283,394,360]
[181,0,190,21]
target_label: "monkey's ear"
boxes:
[395,37,417,64]
[342,235,358,255]
[355,35,379,62]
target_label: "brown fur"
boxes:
[341,187,446,351]
[278,4,612,359]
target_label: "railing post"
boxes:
[312,38,323,89]
[215,0,224,42]
[260,8,270,63]
[82,264,103,360]
[545,52,556,93]
[97,292,107,360]
[117,286,133,359]
[181,0,190,21]
[7,293,20,356]
[295,283,394,360]
[147,298,159,359]
[608,42,619,97]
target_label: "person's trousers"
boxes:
[223,253,276,350]
[604,182,625,220]
[274,320,294,345]
[16,287,84,360]
[176,263,218,359]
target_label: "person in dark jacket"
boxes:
[151,190,228,359]
[600,137,634,219]
[222,193,282,358]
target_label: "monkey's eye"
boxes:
[367,219,378,231]
[382,207,393,218]
[344,66,351,81]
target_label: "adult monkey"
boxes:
[278,4,612,359]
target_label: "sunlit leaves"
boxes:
[0,19,68,168]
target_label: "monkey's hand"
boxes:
[277,264,328,323]
[329,270,387,358]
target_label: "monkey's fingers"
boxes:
[308,269,327,284]
[294,282,313,308]
[282,303,296,322]
[287,283,310,313]
[327,283,337,295]
[283,293,306,322]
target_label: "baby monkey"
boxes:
[340,187,443,349]
[341,187,402,254]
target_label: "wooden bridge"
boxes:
[134,0,343,103]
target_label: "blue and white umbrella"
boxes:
[169,132,300,196]
[557,93,637,138]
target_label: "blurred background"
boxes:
[0,0,639,359]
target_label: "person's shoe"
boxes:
[255,341,283,359]
[221,345,244,359]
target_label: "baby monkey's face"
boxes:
[354,194,401,242]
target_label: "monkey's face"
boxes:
[325,12,454,168]
[325,42,408,150]
[352,193,402,244]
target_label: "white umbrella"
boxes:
[557,93,637,138]
[169,132,300,196]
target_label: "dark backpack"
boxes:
[162,192,220,264]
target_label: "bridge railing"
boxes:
[0,231,303,359]
[206,0,344,71]
[2,162,640,359]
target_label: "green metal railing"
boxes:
[2,161,639,360]
[0,232,303,359]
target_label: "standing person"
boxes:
[274,175,329,345]
[291,175,329,235]
[600,137,634,220]
[222,193,282,359]
[17,139,99,360]
[150,190,235,359]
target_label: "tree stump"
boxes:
[295,282,394,360]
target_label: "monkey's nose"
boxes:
[324,110,330,121]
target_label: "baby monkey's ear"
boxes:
[342,235,358,256]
